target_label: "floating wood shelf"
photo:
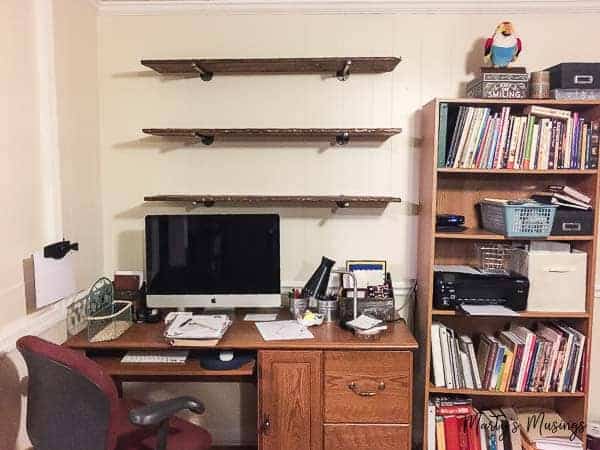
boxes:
[142,128,401,146]
[435,228,594,241]
[141,57,401,81]
[144,194,401,208]
[429,385,585,398]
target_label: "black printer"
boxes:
[433,268,529,311]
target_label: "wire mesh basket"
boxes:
[480,200,557,238]
[85,277,132,342]
[476,243,513,274]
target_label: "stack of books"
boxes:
[518,408,583,450]
[440,105,599,170]
[531,184,592,210]
[431,322,586,392]
[429,398,523,450]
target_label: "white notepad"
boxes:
[255,320,314,341]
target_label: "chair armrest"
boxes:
[129,396,205,427]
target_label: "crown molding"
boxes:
[96,0,600,15]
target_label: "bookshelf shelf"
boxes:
[428,385,586,398]
[438,98,600,108]
[431,309,590,319]
[437,168,597,175]
[435,228,594,241]
[416,98,600,450]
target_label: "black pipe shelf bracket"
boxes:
[194,133,215,146]
[335,132,351,146]
[191,62,213,81]
[336,59,352,81]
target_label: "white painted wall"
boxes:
[0,1,100,449]
[95,10,600,445]
[3,3,600,448]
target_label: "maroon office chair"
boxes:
[17,336,212,450]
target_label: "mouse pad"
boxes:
[198,351,255,370]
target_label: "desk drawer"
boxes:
[324,351,411,423]
[324,424,409,450]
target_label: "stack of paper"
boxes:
[345,314,387,333]
[165,314,232,347]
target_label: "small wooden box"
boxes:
[467,67,528,99]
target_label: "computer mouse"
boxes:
[218,350,234,362]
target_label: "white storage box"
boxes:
[509,249,587,312]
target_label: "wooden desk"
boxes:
[65,311,417,450]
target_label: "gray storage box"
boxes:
[546,63,600,90]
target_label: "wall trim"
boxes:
[96,0,600,15]
[0,300,68,354]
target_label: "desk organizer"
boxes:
[85,277,132,342]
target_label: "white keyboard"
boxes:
[121,350,189,364]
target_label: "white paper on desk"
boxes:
[460,305,519,317]
[33,250,76,308]
[255,320,314,341]
[244,313,278,322]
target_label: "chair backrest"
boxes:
[17,336,120,450]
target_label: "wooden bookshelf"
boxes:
[415,98,600,450]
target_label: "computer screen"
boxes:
[145,214,281,308]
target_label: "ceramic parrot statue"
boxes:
[485,21,522,68]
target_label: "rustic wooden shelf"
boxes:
[141,57,401,81]
[435,228,594,241]
[429,384,586,398]
[144,194,401,208]
[438,168,598,175]
[142,128,401,146]
[432,309,590,319]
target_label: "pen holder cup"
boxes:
[289,297,309,318]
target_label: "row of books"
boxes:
[439,104,600,170]
[429,398,583,450]
[431,322,586,393]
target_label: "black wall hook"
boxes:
[44,240,79,260]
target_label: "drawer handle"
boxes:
[348,381,386,397]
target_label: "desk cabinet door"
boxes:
[258,350,322,450]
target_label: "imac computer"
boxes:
[145,214,281,308]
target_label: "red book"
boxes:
[457,416,469,450]
[466,414,482,450]
[444,416,461,450]
[436,405,474,416]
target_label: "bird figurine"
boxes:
[484,21,522,68]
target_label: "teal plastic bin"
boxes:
[480,200,557,238]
